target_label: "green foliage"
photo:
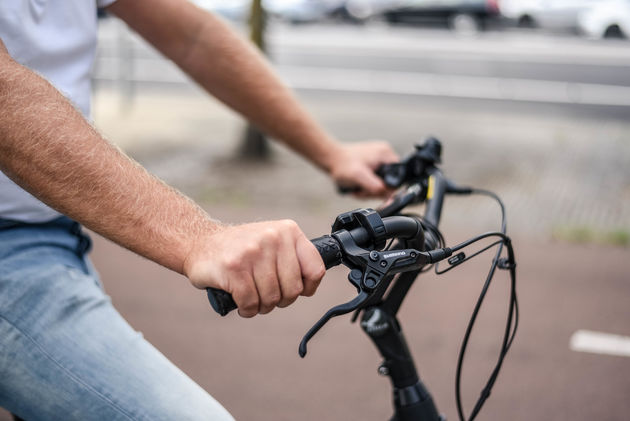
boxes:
[552,225,630,247]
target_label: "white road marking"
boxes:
[570,330,630,358]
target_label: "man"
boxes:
[0,0,398,419]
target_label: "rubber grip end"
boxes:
[206,287,237,316]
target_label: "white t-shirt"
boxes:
[0,0,116,222]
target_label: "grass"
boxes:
[552,225,630,247]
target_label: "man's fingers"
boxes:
[277,232,303,308]
[358,171,388,196]
[185,220,324,317]
[252,246,282,314]
[346,165,388,197]
[296,236,325,297]
[229,271,260,318]
[331,141,400,198]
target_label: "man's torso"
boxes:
[0,0,115,223]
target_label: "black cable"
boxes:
[506,290,519,350]
[443,189,518,421]
[435,240,503,275]
[466,241,517,420]
[415,215,444,273]
[450,231,510,253]
[454,237,504,421]
[471,189,507,233]
[420,218,446,249]
[383,183,518,421]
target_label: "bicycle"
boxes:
[206,137,519,421]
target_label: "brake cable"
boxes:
[428,188,518,421]
[374,142,519,421]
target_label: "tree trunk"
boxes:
[239,0,270,160]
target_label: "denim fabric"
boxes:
[0,218,234,421]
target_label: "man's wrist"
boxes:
[310,136,345,175]
[182,217,226,280]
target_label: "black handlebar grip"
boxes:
[311,235,343,269]
[206,235,342,316]
[206,287,237,317]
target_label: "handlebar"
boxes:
[206,216,425,316]
[207,137,459,317]
[311,235,343,269]
[204,138,518,421]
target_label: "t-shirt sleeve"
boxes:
[97,0,118,8]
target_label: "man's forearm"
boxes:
[178,15,342,171]
[108,0,343,173]
[0,45,218,274]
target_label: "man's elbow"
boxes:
[0,38,13,73]
[0,38,17,96]
[0,37,8,56]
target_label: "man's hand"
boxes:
[183,220,325,318]
[328,141,399,198]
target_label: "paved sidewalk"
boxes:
[92,87,630,241]
[91,19,630,241]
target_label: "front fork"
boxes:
[360,307,445,421]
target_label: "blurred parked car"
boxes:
[381,0,502,31]
[500,0,598,31]
[498,0,540,27]
[341,0,406,22]
[193,0,345,24]
[265,0,346,23]
[578,0,630,39]
[192,0,250,21]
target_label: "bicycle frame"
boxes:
[359,171,448,421]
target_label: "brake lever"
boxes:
[299,245,447,357]
[299,291,370,357]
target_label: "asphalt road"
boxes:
[95,20,630,112]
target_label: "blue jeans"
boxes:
[0,217,234,421]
